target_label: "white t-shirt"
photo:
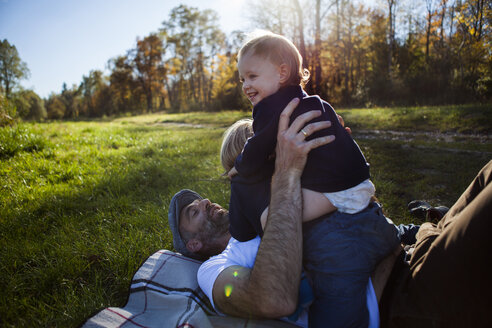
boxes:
[198,236,380,328]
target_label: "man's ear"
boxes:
[278,63,290,84]
[186,239,203,253]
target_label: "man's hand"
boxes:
[275,98,335,176]
[337,113,352,134]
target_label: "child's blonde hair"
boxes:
[220,119,254,173]
[238,30,310,87]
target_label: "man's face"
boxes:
[238,53,282,106]
[179,198,230,252]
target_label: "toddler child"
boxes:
[223,31,401,327]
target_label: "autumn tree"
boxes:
[425,0,436,62]
[161,5,225,111]
[79,70,109,117]
[108,55,143,114]
[386,0,398,74]
[211,31,249,110]
[0,39,30,99]
[291,0,308,71]
[131,33,166,112]
[60,83,82,119]
[45,93,66,119]
[451,0,492,100]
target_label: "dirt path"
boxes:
[152,122,491,154]
[354,129,490,143]
[354,129,492,155]
[152,122,205,128]
[154,122,491,142]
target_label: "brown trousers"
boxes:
[381,160,492,328]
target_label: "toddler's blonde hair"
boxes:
[238,30,310,87]
[220,119,254,173]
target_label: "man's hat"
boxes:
[168,189,203,259]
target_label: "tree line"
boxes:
[1,0,490,123]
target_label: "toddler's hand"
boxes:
[227,167,238,179]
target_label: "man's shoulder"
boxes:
[197,236,260,300]
[222,236,261,265]
[200,237,260,268]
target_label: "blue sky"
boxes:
[0,0,247,98]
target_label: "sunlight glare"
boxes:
[225,284,233,297]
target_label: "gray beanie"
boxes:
[168,189,203,259]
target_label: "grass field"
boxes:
[1,104,491,327]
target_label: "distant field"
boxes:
[1,104,491,327]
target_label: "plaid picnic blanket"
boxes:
[81,250,297,328]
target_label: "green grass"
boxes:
[0,125,49,158]
[1,105,491,327]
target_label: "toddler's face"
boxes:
[238,53,282,106]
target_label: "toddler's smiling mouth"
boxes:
[246,91,258,103]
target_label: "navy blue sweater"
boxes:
[229,85,370,242]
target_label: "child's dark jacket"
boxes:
[229,85,370,241]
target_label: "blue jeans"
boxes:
[303,202,400,328]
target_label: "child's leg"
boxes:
[302,188,337,222]
[259,189,336,230]
[303,202,400,327]
[303,213,370,327]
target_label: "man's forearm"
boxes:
[211,167,304,319]
[249,167,303,317]
[210,101,332,319]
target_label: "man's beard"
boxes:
[197,210,230,256]
[200,210,229,241]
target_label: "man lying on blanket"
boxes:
[168,98,492,327]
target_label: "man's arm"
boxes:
[212,98,334,318]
